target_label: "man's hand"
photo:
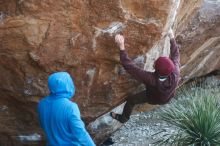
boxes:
[115,34,125,50]
[168,29,174,39]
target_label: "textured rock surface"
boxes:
[176,0,220,82]
[0,0,219,145]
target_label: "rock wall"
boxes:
[0,0,219,145]
[176,0,220,82]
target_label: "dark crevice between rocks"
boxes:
[184,69,220,85]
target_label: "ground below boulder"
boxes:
[111,75,220,146]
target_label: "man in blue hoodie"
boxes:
[38,72,95,146]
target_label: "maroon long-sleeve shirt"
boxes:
[120,38,180,104]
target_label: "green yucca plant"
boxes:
[155,80,220,146]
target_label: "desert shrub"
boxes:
[155,81,220,146]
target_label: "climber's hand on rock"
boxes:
[168,29,174,39]
[115,34,125,50]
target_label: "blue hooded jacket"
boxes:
[38,72,95,146]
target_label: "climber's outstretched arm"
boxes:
[168,29,180,72]
[115,34,156,86]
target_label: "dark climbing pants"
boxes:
[118,90,155,123]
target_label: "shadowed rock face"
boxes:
[0,0,219,145]
[176,0,220,82]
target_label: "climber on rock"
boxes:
[38,72,96,146]
[110,29,180,123]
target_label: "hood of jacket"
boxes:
[48,72,75,99]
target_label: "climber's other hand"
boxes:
[115,34,125,50]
